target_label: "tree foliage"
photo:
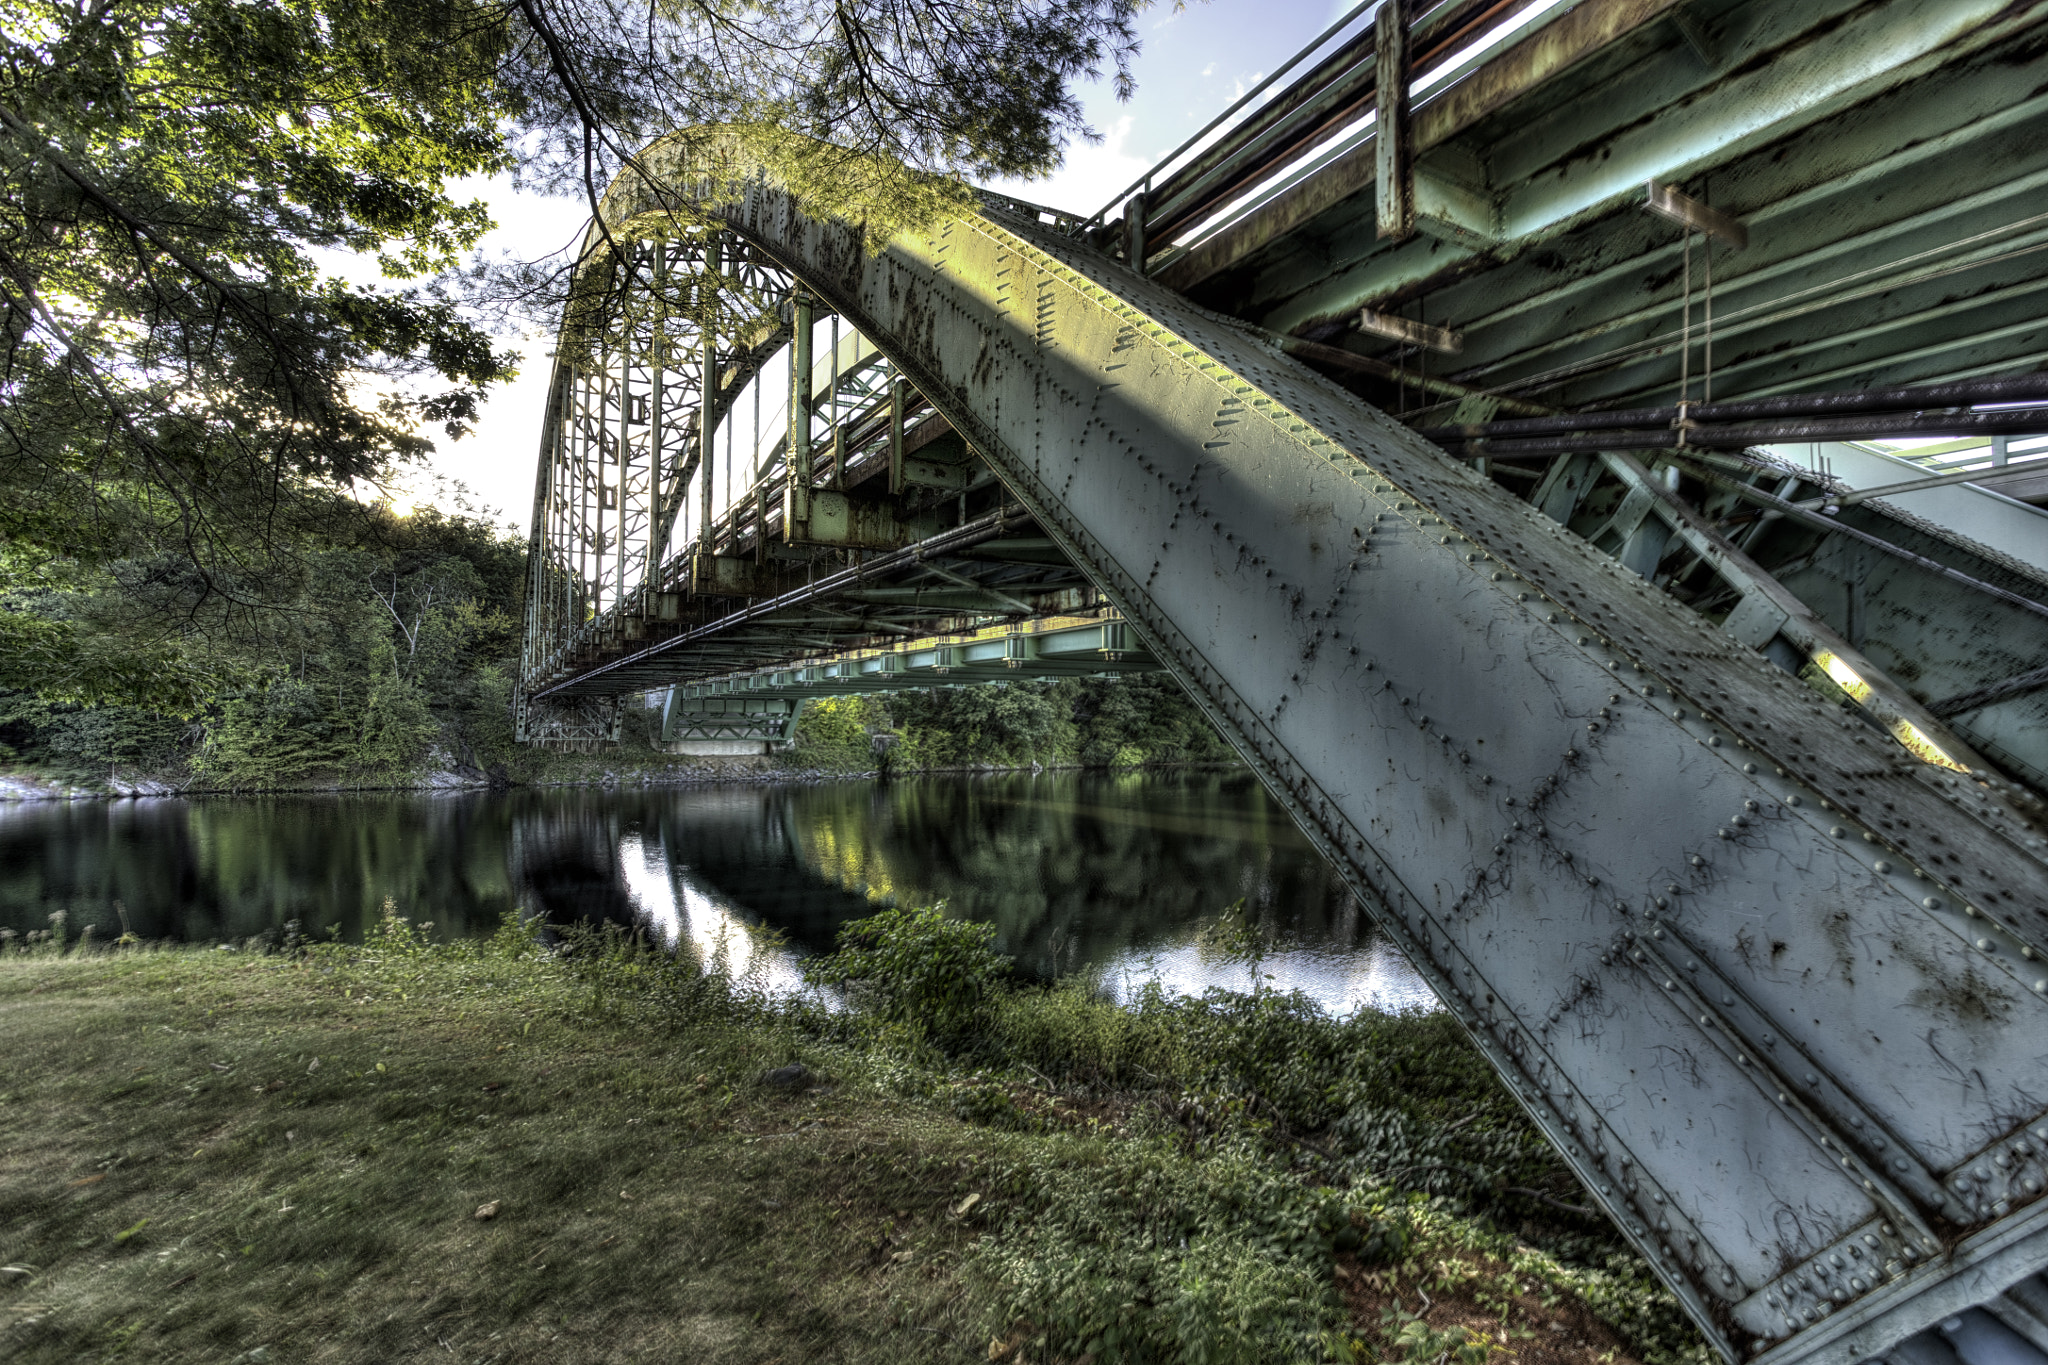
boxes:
[502,0,1145,245]
[802,901,1012,1040]
[0,505,523,783]
[2,0,1159,717]
[807,676,1236,772]
[0,0,520,580]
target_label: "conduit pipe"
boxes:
[1424,404,2048,459]
[1419,373,2048,441]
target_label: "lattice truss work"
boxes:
[517,217,1105,746]
[518,234,795,743]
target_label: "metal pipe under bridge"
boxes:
[516,4,2048,1362]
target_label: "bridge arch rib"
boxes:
[556,132,2048,1365]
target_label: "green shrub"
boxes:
[802,903,1011,1040]
[351,672,439,774]
[967,1144,1388,1364]
[1071,675,1235,768]
[888,679,1073,768]
[947,1074,1035,1129]
[192,678,346,785]
[987,980,1189,1087]
[790,695,882,771]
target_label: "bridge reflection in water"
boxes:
[0,774,1430,1015]
[609,774,1435,1015]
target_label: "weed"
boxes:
[0,906,1709,1365]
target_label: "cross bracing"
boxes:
[517,3,2048,1361]
[659,613,1163,744]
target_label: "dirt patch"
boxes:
[1339,1250,1644,1365]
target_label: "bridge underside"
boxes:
[659,613,1161,744]
[517,3,2048,1362]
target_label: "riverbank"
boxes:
[0,914,1708,1365]
[1,667,1239,802]
[0,748,810,802]
[0,758,827,802]
[0,754,1246,802]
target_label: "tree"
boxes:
[0,0,1149,562]
[499,0,1147,245]
[0,0,1154,711]
[0,0,520,569]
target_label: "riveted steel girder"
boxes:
[595,131,2048,1365]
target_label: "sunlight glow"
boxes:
[1811,653,1969,773]
[617,833,812,997]
[1096,936,1437,1018]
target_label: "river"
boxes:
[0,770,1434,1015]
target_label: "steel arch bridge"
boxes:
[515,4,2048,1363]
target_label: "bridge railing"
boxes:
[1076,0,1576,275]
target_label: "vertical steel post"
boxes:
[699,235,722,555]
[593,343,606,609]
[889,375,906,496]
[1679,230,1693,406]
[1124,192,1148,273]
[829,313,842,487]
[577,364,594,619]
[616,301,632,614]
[553,368,573,651]
[522,364,566,687]
[1375,0,1414,241]
[560,373,576,636]
[648,243,669,581]
[790,287,814,485]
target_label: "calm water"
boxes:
[0,771,1433,1015]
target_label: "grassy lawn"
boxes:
[0,915,1708,1365]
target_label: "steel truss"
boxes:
[518,235,793,741]
[516,123,2048,1365]
[515,5,2048,1360]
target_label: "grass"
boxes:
[0,913,1711,1365]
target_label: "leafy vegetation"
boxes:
[0,505,524,787]
[2,0,1158,723]
[788,675,1241,775]
[1,903,1708,1365]
[0,0,526,733]
[803,903,1013,1041]
[1,585,1236,788]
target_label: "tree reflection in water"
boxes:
[0,772,1431,1014]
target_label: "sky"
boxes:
[387,0,1362,534]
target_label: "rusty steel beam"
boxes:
[1931,665,2048,720]
[1376,0,1416,241]
[1424,374,2048,439]
[536,505,1030,698]
[1280,332,1551,414]
[1593,451,1996,775]
[1257,0,2048,346]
